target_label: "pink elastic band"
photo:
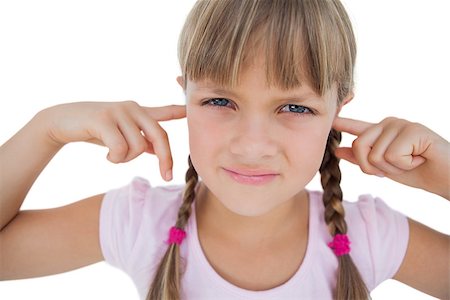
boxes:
[328,234,351,256]
[167,226,187,245]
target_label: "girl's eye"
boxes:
[279,104,313,115]
[203,98,234,108]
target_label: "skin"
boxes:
[183,62,342,289]
[185,62,340,218]
[0,62,448,297]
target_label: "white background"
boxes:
[0,0,449,299]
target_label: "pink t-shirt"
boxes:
[100,177,409,299]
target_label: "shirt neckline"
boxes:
[188,189,318,298]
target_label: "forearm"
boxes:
[0,110,62,230]
[422,140,450,200]
[0,101,185,229]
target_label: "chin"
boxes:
[221,197,282,217]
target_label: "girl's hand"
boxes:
[333,117,450,199]
[39,101,186,181]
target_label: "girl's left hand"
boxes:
[333,117,449,199]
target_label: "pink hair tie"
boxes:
[328,234,351,256]
[167,226,187,245]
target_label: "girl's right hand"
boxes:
[39,101,186,181]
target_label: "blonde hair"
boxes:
[148,1,369,299]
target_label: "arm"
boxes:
[394,218,449,299]
[0,194,104,279]
[0,101,186,279]
[333,116,450,298]
[0,109,102,279]
[0,110,62,230]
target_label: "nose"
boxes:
[229,115,278,160]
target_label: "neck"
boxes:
[195,182,309,247]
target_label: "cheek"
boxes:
[187,111,204,155]
[187,110,224,149]
[282,119,331,173]
[187,102,333,173]
[186,107,227,172]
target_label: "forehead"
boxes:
[189,79,320,100]
[186,60,331,102]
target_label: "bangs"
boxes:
[178,0,356,99]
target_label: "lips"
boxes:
[222,167,279,185]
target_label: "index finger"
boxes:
[144,105,186,121]
[333,117,374,136]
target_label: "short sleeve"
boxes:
[99,177,150,272]
[99,177,185,298]
[345,195,409,290]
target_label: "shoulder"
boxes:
[348,194,409,289]
[343,193,408,233]
[308,190,410,291]
[308,190,407,230]
[345,194,409,290]
[102,177,184,222]
[309,191,408,241]
[99,177,184,272]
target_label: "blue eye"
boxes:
[280,104,313,115]
[203,98,233,108]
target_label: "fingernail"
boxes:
[165,170,173,181]
[375,173,385,178]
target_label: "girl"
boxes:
[1,0,449,299]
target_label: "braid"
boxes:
[320,129,370,300]
[320,129,346,236]
[176,156,198,228]
[147,156,198,300]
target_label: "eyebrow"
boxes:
[197,87,239,98]
[196,86,322,104]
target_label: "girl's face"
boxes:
[184,62,340,217]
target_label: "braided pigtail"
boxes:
[146,156,198,300]
[320,129,370,300]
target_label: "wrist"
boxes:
[425,139,450,200]
[32,108,66,152]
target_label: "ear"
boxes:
[176,76,185,89]
[336,92,354,115]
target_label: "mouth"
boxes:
[222,167,279,186]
